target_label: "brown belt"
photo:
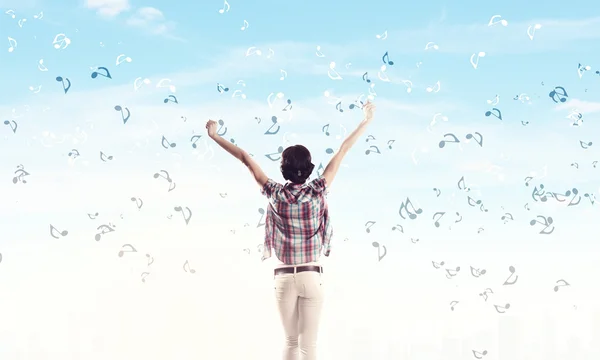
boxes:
[274,265,323,276]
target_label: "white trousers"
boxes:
[274,268,324,360]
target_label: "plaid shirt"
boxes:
[260,177,332,265]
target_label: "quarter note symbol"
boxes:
[372,242,387,262]
[55,76,71,94]
[439,133,460,148]
[3,120,17,133]
[164,95,178,104]
[118,244,137,257]
[484,108,502,120]
[382,51,394,65]
[449,301,459,311]
[365,145,381,155]
[183,260,196,274]
[218,0,230,13]
[114,105,130,124]
[502,265,518,285]
[174,206,192,225]
[465,132,483,147]
[161,136,176,149]
[91,66,112,79]
[265,146,284,161]
[257,208,266,227]
[190,135,202,148]
[49,224,68,239]
[364,221,376,233]
[398,197,423,220]
[553,279,570,292]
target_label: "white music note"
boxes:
[279,69,287,80]
[133,77,151,91]
[266,48,274,58]
[28,85,42,93]
[470,52,486,69]
[33,11,43,19]
[345,63,352,69]
[527,24,542,40]
[425,42,439,50]
[267,92,285,108]
[376,30,387,40]
[37,59,48,71]
[327,62,342,80]
[428,113,448,132]
[488,15,508,27]
[245,46,262,56]
[52,33,71,50]
[486,94,499,105]
[315,45,325,57]
[241,20,249,30]
[7,37,17,52]
[378,65,390,82]
[426,81,441,93]
[232,90,246,99]
[18,18,26,27]
[116,54,132,65]
[400,80,413,93]
[5,10,15,18]
[218,0,230,13]
[156,78,176,92]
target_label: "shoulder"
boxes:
[308,177,328,194]
[261,179,283,197]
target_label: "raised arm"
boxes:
[207,120,268,188]
[322,101,375,187]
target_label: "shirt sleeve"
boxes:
[261,179,282,199]
[310,177,329,195]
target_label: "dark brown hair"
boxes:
[280,145,315,184]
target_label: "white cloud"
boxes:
[555,98,600,114]
[126,7,181,41]
[85,0,130,17]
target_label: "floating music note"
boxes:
[99,151,113,162]
[141,272,150,283]
[3,120,17,133]
[153,170,176,192]
[372,242,387,262]
[529,215,555,234]
[472,350,488,359]
[365,145,381,155]
[116,54,132,65]
[90,67,112,79]
[527,24,542,40]
[494,303,510,313]
[161,136,176,149]
[327,62,342,80]
[553,279,570,292]
[549,86,568,103]
[470,52,485,69]
[399,197,423,220]
[364,221,376,233]
[449,301,459,311]
[257,208,266,227]
[218,0,230,13]
[164,95,178,104]
[130,197,143,210]
[484,108,502,120]
[439,133,460,148]
[49,224,68,239]
[445,266,460,279]
[488,15,508,26]
[190,135,202,148]
[174,206,192,225]
[55,76,71,94]
[382,51,394,65]
[265,146,284,161]
[465,132,483,147]
[7,36,17,52]
[118,244,137,257]
[470,266,487,277]
[183,260,196,274]
[503,266,518,285]
[95,224,116,241]
[114,105,130,124]
[432,212,445,227]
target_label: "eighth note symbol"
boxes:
[49,224,68,239]
[553,279,570,292]
[91,66,112,79]
[364,221,376,233]
[472,350,488,359]
[164,95,178,104]
[174,206,193,225]
[183,260,196,274]
[55,76,71,94]
[114,105,131,124]
[161,136,176,149]
[372,241,387,262]
[449,300,459,311]
[399,197,423,220]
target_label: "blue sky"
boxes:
[2,0,600,359]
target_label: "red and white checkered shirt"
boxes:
[260,177,332,265]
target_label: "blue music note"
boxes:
[264,116,280,135]
[382,51,394,66]
[216,83,229,93]
[265,146,284,161]
[91,67,112,79]
[217,119,227,136]
[55,76,71,94]
[164,95,178,104]
[114,105,130,124]
[190,135,202,148]
[484,108,502,120]
[549,86,568,103]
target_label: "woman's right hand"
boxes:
[363,101,376,122]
